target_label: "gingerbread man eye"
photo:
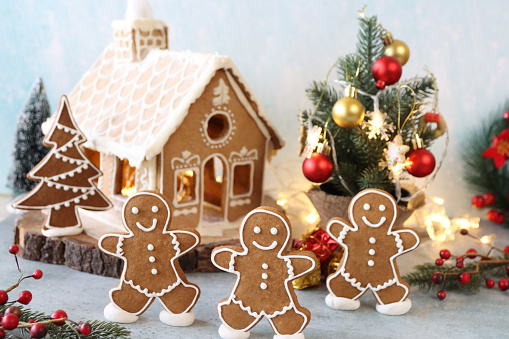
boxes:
[254,226,261,234]
[379,205,386,211]
[152,206,159,213]
[270,227,278,235]
[131,207,139,214]
[363,204,370,211]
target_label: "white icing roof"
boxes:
[68,44,284,167]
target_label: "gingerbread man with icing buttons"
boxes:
[325,189,420,316]
[212,206,317,339]
[99,190,200,326]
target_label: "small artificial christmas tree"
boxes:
[463,102,509,226]
[299,10,445,200]
[8,78,51,195]
[12,95,112,237]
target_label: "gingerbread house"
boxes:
[65,5,283,236]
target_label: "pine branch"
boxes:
[461,101,509,224]
[0,305,130,339]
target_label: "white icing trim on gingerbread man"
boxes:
[212,209,315,335]
[326,189,420,305]
[99,191,200,315]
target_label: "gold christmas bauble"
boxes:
[383,39,410,66]
[332,97,365,128]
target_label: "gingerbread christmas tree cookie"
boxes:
[12,95,112,237]
[99,190,200,326]
[325,189,420,315]
[212,206,317,339]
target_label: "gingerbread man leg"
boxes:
[104,282,153,323]
[372,282,412,316]
[326,272,367,311]
[218,298,261,338]
[267,306,309,338]
[157,282,200,326]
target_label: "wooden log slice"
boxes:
[13,211,241,278]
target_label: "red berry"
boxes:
[483,193,496,205]
[30,323,48,339]
[456,261,464,269]
[78,322,92,336]
[5,306,22,318]
[460,229,468,235]
[432,272,444,285]
[498,278,509,291]
[0,290,7,305]
[0,328,5,339]
[435,258,444,266]
[506,266,509,275]
[504,246,509,254]
[459,272,471,284]
[486,279,495,288]
[487,209,499,222]
[504,110,509,122]
[494,213,505,224]
[17,290,32,305]
[439,249,451,260]
[1,313,19,330]
[437,290,446,300]
[456,256,464,262]
[8,244,19,255]
[466,248,477,259]
[471,195,485,208]
[28,319,36,324]
[51,310,67,326]
[32,269,43,280]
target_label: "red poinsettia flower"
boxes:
[482,129,509,169]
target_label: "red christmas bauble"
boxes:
[405,148,436,177]
[471,195,485,208]
[302,153,333,183]
[372,56,402,89]
[483,192,495,205]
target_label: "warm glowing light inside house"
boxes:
[213,157,224,183]
[121,159,136,197]
[177,170,196,203]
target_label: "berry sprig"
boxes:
[403,229,509,299]
[471,193,505,224]
[0,245,130,338]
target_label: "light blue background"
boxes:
[1,0,508,217]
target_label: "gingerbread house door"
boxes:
[201,154,229,223]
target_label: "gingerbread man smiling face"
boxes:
[350,190,396,231]
[123,193,170,234]
[241,210,290,254]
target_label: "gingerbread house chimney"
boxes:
[112,0,168,62]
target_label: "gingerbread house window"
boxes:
[115,158,137,197]
[231,162,253,198]
[206,112,231,143]
[174,169,199,206]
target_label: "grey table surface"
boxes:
[1,214,508,339]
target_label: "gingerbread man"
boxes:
[99,190,200,326]
[212,207,316,339]
[325,189,420,315]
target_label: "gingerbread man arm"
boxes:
[392,228,420,254]
[170,229,201,257]
[285,250,318,279]
[326,217,357,243]
[211,246,243,273]
[98,233,127,258]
